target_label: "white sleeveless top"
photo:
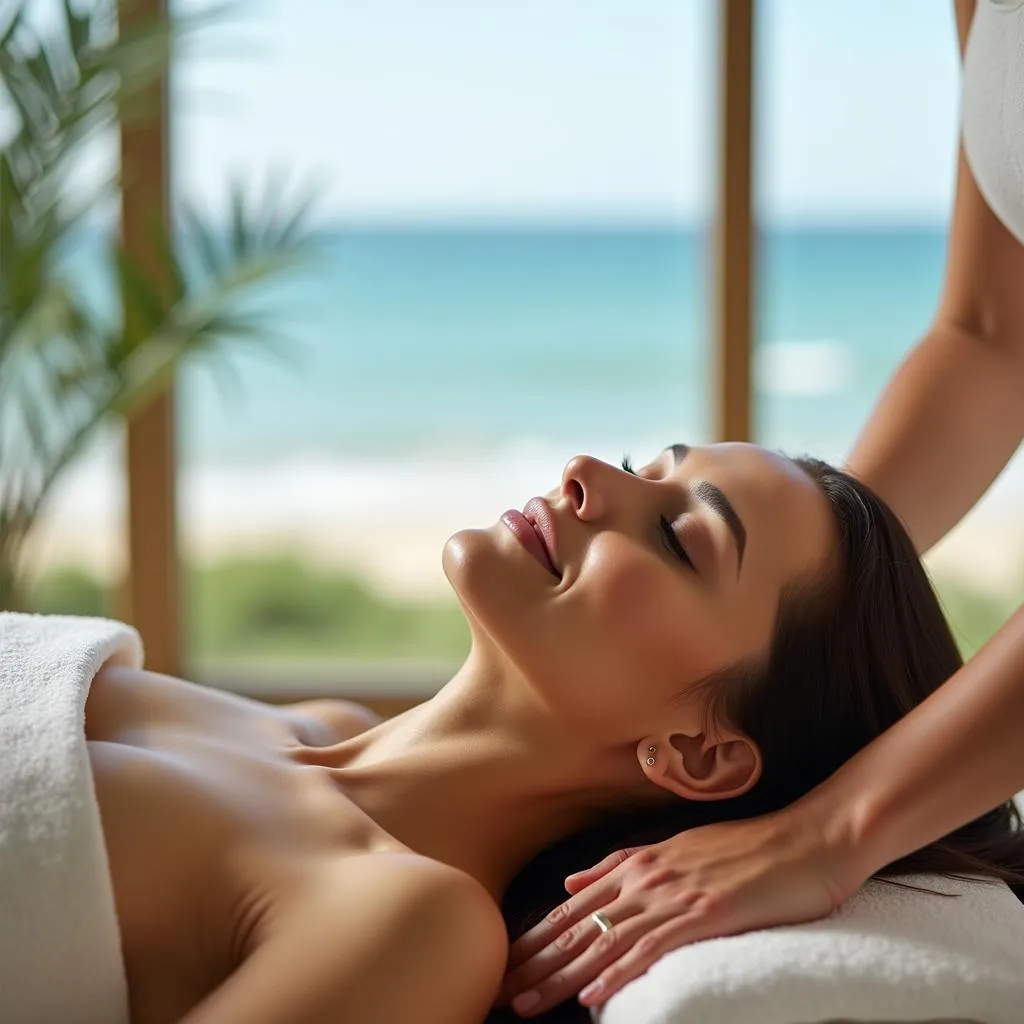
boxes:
[962,0,1024,244]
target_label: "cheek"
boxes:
[571,540,730,686]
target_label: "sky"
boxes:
[166,1,961,226]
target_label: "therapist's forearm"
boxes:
[846,319,1024,554]
[802,602,1024,887]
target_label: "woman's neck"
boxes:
[315,649,642,901]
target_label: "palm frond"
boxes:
[0,0,324,609]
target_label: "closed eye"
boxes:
[621,454,696,572]
[660,515,695,570]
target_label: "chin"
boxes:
[444,527,581,706]
[443,525,530,646]
[442,527,496,614]
[442,526,487,586]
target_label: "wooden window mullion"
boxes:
[118,0,181,676]
[714,0,755,442]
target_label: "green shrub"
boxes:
[183,555,469,661]
[28,568,112,618]
[30,557,1016,670]
[933,575,1022,659]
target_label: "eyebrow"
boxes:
[664,444,748,577]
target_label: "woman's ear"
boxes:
[638,729,761,801]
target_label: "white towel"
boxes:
[0,611,144,1024]
[593,872,1024,1024]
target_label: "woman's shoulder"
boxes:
[211,850,508,1024]
[268,848,507,951]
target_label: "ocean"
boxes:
[44,224,1024,595]
[174,226,948,468]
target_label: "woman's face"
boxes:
[443,443,836,741]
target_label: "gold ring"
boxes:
[590,910,613,934]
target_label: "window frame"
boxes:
[120,0,756,699]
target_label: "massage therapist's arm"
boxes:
[847,30,1024,552]
[827,0,1024,906]
[500,2,1024,1015]
[848,150,1024,552]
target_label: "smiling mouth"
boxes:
[528,519,559,576]
[501,508,560,579]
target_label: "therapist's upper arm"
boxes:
[938,0,1024,362]
[178,855,508,1024]
[955,0,976,57]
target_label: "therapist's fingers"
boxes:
[506,809,854,1014]
[573,907,737,1009]
[507,905,684,1015]
[505,866,627,972]
[500,896,641,1007]
[562,845,648,895]
[503,900,706,1018]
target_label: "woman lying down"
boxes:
[86,442,1024,1023]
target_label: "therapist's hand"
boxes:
[499,805,861,1017]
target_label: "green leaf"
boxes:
[146,209,187,304]
[199,347,246,409]
[0,0,323,607]
[180,201,224,281]
[62,0,91,61]
[275,178,321,251]
[0,4,25,54]
[228,180,248,262]
[26,42,63,112]
[116,248,170,347]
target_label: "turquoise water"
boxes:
[166,226,947,465]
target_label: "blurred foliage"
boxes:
[27,557,470,662]
[30,565,114,618]
[186,556,470,660]
[934,576,1023,660]
[24,557,1020,670]
[0,0,317,610]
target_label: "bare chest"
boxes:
[84,665,393,1024]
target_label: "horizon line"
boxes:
[76,212,951,234]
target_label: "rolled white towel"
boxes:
[0,612,144,1024]
[593,872,1024,1024]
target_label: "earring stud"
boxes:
[647,745,656,766]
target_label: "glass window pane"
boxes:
[18,429,126,622]
[171,1,715,692]
[755,0,1024,657]
[5,14,124,622]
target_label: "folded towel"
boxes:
[0,612,144,1024]
[593,872,1024,1024]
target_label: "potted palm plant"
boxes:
[0,0,316,611]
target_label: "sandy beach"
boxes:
[20,438,1024,606]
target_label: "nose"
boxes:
[560,454,616,521]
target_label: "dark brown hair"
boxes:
[491,459,1024,1024]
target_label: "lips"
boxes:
[502,501,561,579]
